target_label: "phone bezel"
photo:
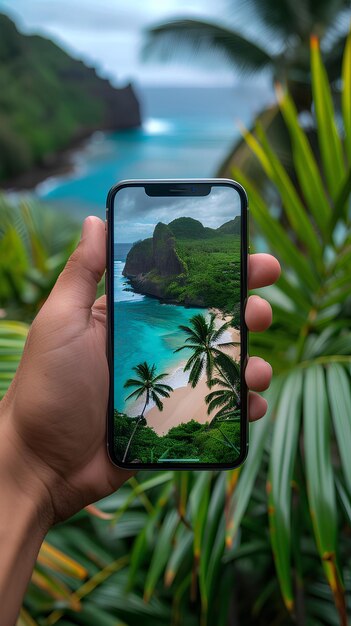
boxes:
[106,179,248,470]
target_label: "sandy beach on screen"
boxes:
[146,324,240,436]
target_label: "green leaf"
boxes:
[164,527,192,587]
[268,369,303,612]
[326,363,351,495]
[277,87,331,235]
[189,472,211,561]
[329,168,351,229]
[128,481,173,590]
[143,510,179,602]
[342,27,351,163]
[226,379,282,546]
[303,365,346,620]
[73,603,128,626]
[0,321,28,398]
[232,168,319,291]
[311,35,345,199]
[200,473,226,608]
[112,472,173,523]
[335,477,351,526]
[243,124,321,262]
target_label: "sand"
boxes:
[145,326,240,436]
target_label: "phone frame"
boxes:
[106,179,248,470]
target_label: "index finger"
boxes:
[248,253,281,290]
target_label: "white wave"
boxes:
[143,117,174,135]
[35,176,61,197]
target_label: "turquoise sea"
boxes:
[113,244,203,412]
[36,85,272,219]
[37,116,240,219]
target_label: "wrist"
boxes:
[0,405,52,625]
[0,404,55,534]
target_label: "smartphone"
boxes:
[106,179,248,470]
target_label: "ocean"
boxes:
[36,85,272,219]
[113,243,203,413]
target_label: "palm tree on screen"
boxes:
[205,353,240,422]
[175,313,237,387]
[144,0,350,108]
[123,362,173,462]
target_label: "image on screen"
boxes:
[113,185,242,465]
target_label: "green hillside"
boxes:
[168,217,215,239]
[168,216,241,238]
[216,216,241,235]
[0,13,140,183]
[123,216,241,320]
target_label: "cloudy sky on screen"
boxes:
[114,185,241,242]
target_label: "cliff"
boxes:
[0,13,141,183]
[123,223,186,300]
[123,217,241,313]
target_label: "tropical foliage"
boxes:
[144,0,351,107]
[114,414,241,465]
[0,195,79,319]
[230,31,351,624]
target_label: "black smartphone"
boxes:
[106,179,248,470]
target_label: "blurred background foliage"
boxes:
[0,1,351,625]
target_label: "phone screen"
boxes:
[107,180,247,469]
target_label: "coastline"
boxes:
[0,122,139,193]
[0,129,99,192]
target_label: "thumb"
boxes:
[52,216,106,310]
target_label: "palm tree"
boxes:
[144,0,350,109]
[205,353,240,422]
[175,313,236,387]
[122,362,173,462]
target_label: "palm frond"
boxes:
[211,320,231,343]
[153,384,173,397]
[183,352,201,372]
[144,19,273,74]
[238,0,347,38]
[152,372,170,383]
[188,357,205,388]
[124,388,145,402]
[151,391,164,411]
[123,378,145,389]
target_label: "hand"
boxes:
[0,217,280,527]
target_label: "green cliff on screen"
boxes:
[122,216,241,322]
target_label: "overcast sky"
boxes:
[114,185,241,242]
[0,0,246,86]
